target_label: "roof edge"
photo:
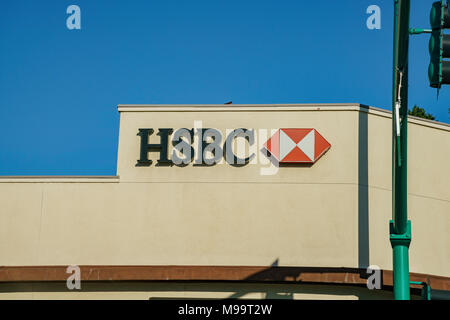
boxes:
[0,176,120,183]
[117,103,449,131]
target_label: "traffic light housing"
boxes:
[428,0,450,88]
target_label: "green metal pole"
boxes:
[390,221,411,299]
[391,0,411,300]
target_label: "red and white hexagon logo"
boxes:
[263,129,331,164]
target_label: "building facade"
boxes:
[0,103,449,299]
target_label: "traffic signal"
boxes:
[428,0,450,88]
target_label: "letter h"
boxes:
[137,128,173,166]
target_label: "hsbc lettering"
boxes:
[137,127,255,167]
[136,126,331,168]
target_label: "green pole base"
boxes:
[390,220,412,300]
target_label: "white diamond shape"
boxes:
[279,129,296,160]
[297,129,315,161]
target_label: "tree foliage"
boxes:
[408,105,435,120]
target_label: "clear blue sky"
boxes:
[0,0,448,175]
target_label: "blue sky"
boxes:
[0,0,448,175]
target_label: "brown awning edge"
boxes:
[0,266,449,291]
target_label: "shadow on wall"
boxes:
[358,109,370,269]
[224,259,381,299]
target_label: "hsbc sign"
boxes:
[264,129,331,164]
[136,125,331,170]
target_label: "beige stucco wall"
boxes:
[365,109,450,277]
[0,104,449,299]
